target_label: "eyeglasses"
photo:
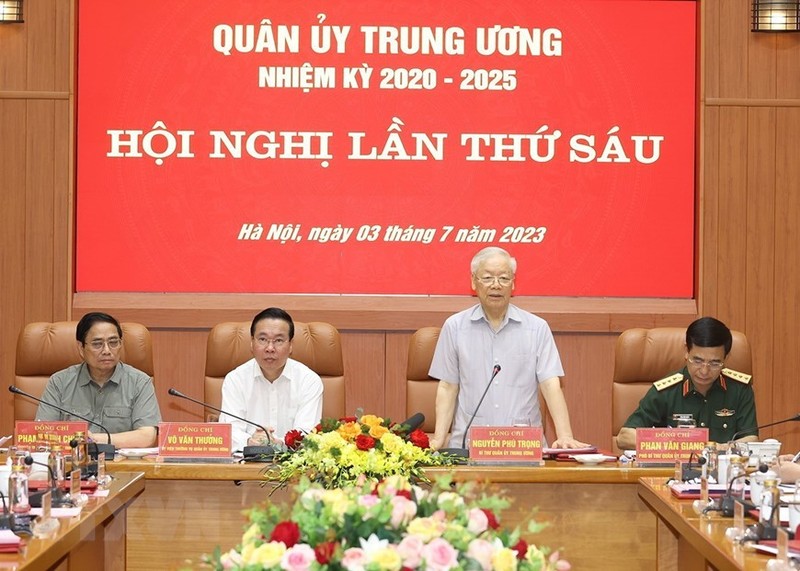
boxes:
[86,338,122,351]
[253,337,288,349]
[475,275,514,287]
[687,356,724,370]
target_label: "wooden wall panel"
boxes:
[385,332,411,423]
[0,17,27,89]
[53,99,71,317]
[748,33,776,100]
[26,0,59,91]
[555,333,617,445]
[717,0,749,98]
[777,36,800,98]
[699,106,720,315]
[745,108,776,432]
[715,107,749,326]
[24,101,56,318]
[341,331,385,416]
[152,329,208,422]
[702,0,720,99]
[772,108,800,447]
[0,100,28,435]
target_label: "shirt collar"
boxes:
[680,366,725,396]
[469,303,522,329]
[78,362,122,386]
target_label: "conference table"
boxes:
[638,477,777,571]
[106,458,673,570]
[0,471,144,570]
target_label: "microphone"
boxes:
[719,469,753,517]
[167,388,273,459]
[399,413,425,434]
[23,456,73,508]
[728,413,800,444]
[8,385,115,460]
[681,451,707,481]
[439,364,502,458]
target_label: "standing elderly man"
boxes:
[429,247,588,450]
[36,312,162,448]
[219,307,323,452]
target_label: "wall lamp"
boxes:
[0,0,23,23]
[752,0,800,31]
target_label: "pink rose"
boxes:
[421,538,459,571]
[466,507,489,534]
[280,544,315,571]
[390,495,418,528]
[550,551,571,570]
[397,536,425,568]
[341,547,368,571]
[358,494,380,511]
[467,539,495,571]
[480,508,499,529]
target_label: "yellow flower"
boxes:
[406,516,446,542]
[246,541,286,567]
[337,422,361,442]
[369,424,389,438]
[360,414,384,428]
[370,546,402,571]
[525,544,547,567]
[241,522,262,545]
[492,547,519,571]
[322,488,350,520]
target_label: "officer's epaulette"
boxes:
[721,368,752,384]
[653,372,684,391]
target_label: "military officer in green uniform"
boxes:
[617,317,758,450]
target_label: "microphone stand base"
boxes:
[243,445,275,461]
[437,448,469,463]
[95,443,116,461]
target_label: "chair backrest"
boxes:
[406,327,441,433]
[612,326,752,452]
[14,321,154,421]
[204,321,345,421]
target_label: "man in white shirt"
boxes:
[219,307,323,451]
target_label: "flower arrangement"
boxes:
[268,414,458,490]
[207,474,570,571]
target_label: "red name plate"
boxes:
[158,422,232,457]
[15,421,89,453]
[469,426,543,464]
[635,427,708,464]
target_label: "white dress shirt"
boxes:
[219,357,323,451]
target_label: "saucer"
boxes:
[572,454,608,465]
[118,448,156,459]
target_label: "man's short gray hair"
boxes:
[470,247,517,275]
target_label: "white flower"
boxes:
[359,533,390,556]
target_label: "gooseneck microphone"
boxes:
[23,456,73,508]
[728,413,800,443]
[8,385,115,460]
[167,388,273,458]
[399,413,426,434]
[439,364,502,458]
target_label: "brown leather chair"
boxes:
[204,321,345,421]
[406,327,441,433]
[612,327,752,453]
[14,321,154,421]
